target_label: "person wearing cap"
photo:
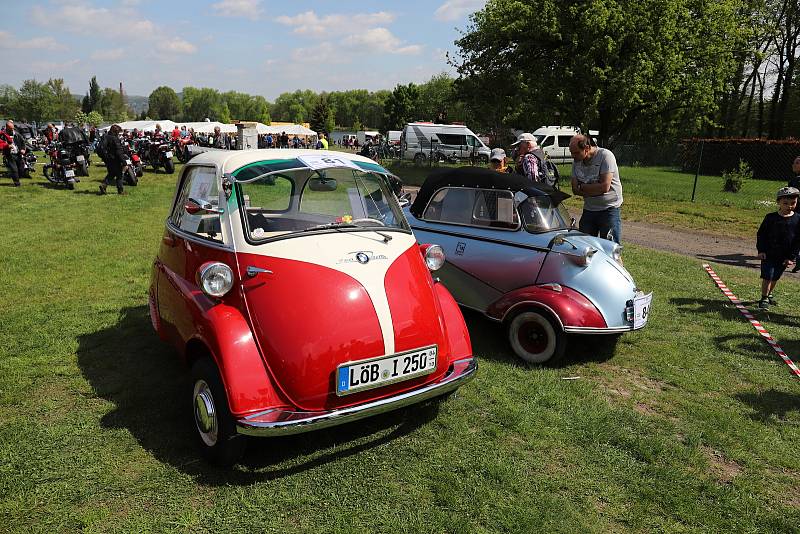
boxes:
[488,148,510,173]
[569,134,623,244]
[512,133,554,185]
[755,186,800,309]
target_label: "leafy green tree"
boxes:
[455,0,746,146]
[383,83,419,131]
[416,73,456,122]
[98,87,128,123]
[0,84,20,118]
[86,111,104,127]
[222,91,271,123]
[47,78,79,121]
[15,79,55,123]
[271,90,318,123]
[182,87,230,122]
[310,95,335,133]
[82,76,102,113]
[148,86,182,119]
[74,110,88,126]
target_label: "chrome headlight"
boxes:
[421,244,446,271]
[197,262,234,298]
[611,243,623,264]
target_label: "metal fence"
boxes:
[610,141,800,210]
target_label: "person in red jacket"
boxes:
[0,120,26,186]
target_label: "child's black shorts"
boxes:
[761,260,786,281]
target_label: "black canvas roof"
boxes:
[409,166,570,218]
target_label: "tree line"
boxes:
[452,0,800,146]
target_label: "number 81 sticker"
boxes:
[298,154,362,172]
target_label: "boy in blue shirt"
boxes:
[756,186,800,309]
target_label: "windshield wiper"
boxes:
[300,222,393,243]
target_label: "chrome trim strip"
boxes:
[498,301,566,330]
[165,220,234,252]
[563,325,639,334]
[236,357,477,437]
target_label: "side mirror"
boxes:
[185,197,223,215]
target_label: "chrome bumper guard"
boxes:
[236,357,477,437]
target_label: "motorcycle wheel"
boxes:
[79,161,89,176]
[164,159,175,174]
[43,165,59,184]
[135,164,143,177]
[125,167,138,186]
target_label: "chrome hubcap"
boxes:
[193,380,218,447]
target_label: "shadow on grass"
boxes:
[696,253,758,269]
[462,308,618,367]
[672,297,800,328]
[735,389,800,423]
[77,305,444,485]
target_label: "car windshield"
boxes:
[518,193,570,233]
[237,167,408,241]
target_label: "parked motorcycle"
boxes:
[42,141,78,189]
[173,137,194,163]
[139,137,175,174]
[121,140,141,186]
[58,127,91,177]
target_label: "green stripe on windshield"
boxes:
[232,159,300,180]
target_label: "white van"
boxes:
[532,126,599,164]
[357,130,380,146]
[387,130,401,145]
[401,123,491,164]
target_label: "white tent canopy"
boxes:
[104,120,317,138]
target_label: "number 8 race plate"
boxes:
[336,346,438,396]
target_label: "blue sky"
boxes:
[0,0,487,99]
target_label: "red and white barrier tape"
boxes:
[703,264,800,379]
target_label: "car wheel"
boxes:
[190,358,247,466]
[507,310,565,364]
[413,153,426,167]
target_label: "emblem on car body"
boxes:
[338,251,388,265]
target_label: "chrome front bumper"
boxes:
[236,357,477,437]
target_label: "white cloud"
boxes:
[0,31,65,51]
[434,0,487,22]
[30,3,195,55]
[343,28,422,55]
[276,11,396,37]
[211,0,263,20]
[30,59,80,72]
[158,38,197,54]
[90,48,125,61]
[290,42,347,65]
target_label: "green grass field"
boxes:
[1,160,798,532]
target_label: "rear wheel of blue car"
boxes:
[508,311,565,364]
[191,358,247,466]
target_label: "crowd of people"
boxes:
[487,131,623,245]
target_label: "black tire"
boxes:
[507,310,566,364]
[78,160,89,176]
[125,167,138,186]
[135,164,143,177]
[164,158,175,174]
[43,164,56,183]
[190,357,247,466]
[413,152,426,167]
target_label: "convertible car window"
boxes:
[171,166,223,242]
[518,195,569,233]
[423,187,519,230]
[238,167,408,241]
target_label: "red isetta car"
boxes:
[149,150,476,464]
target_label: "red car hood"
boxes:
[236,232,449,411]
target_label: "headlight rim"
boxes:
[197,261,234,298]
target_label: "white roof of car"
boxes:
[188,149,384,174]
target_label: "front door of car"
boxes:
[412,187,547,313]
[157,165,229,345]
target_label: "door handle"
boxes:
[246,266,273,278]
